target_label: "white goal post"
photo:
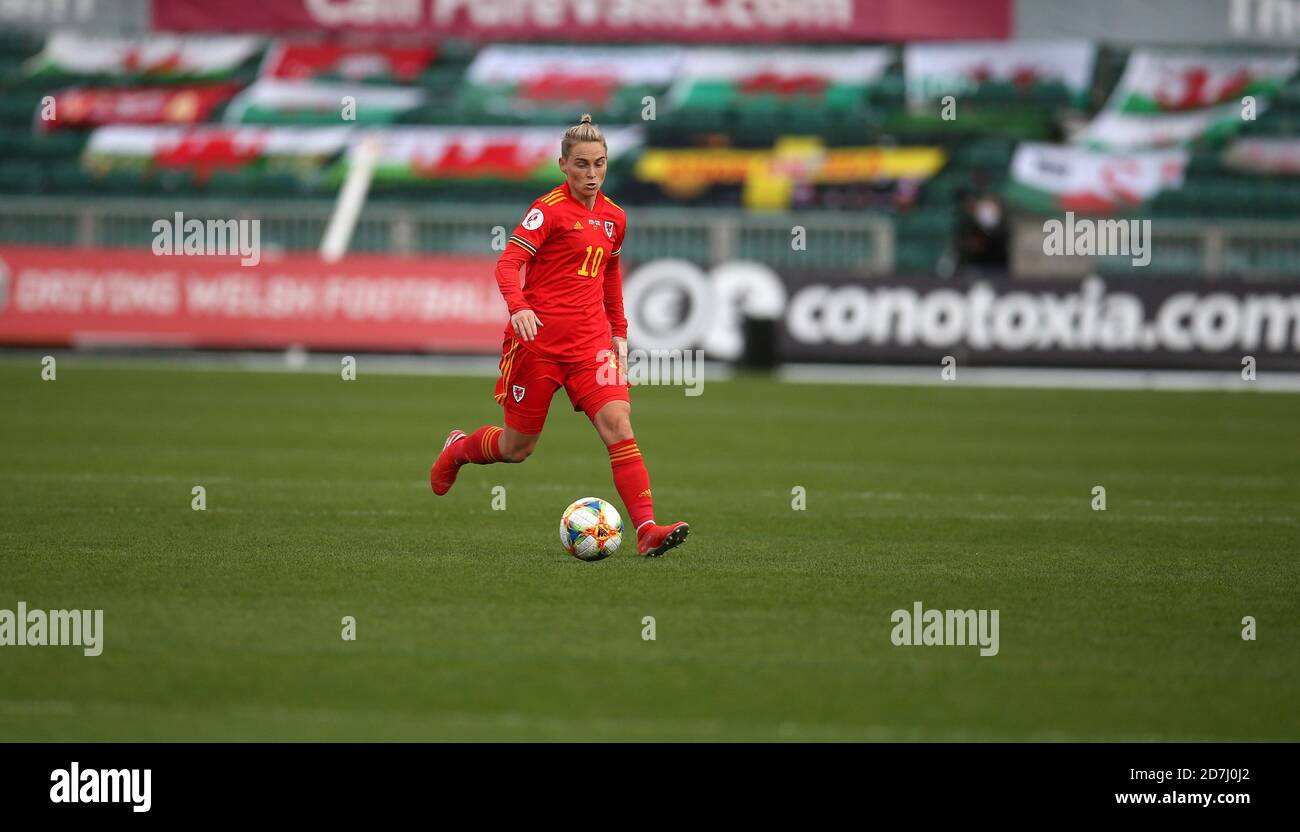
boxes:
[319,133,380,263]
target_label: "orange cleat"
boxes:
[430,429,466,496]
[636,521,689,557]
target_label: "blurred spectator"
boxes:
[956,172,1008,274]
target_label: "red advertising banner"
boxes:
[261,42,438,82]
[39,84,243,133]
[153,0,1010,42]
[0,247,508,353]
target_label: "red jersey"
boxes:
[494,181,627,362]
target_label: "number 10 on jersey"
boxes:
[578,246,606,278]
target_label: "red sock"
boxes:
[453,426,504,465]
[608,438,654,531]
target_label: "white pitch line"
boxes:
[2,351,1297,392]
[779,363,1300,393]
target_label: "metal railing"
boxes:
[1010,216,1300,279]
[0,196,894,274]
[4,197,1296,278]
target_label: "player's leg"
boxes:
[590,401,688,557]
[430,338,557,495]
[431,424,540,494]
[497,427,539,462]
[560,346,687,557]
[590,400,649,524]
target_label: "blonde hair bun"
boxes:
[562,114,606,158]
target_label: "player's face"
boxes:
[559,142,607,200]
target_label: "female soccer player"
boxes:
[430,114,689,558]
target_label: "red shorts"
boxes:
[493,334,629,435]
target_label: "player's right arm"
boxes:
[495,201,553,341]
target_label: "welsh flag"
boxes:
[83,125,351,179]
[38,84,242,132]
[1007,143,1188,215]
[223,79,425,125]
[668,48,891,112]
[26,32,262,79]
[1073,103,1246,152]
[260,41,436,84]
[1073,50,1299,151]
[462,46,682,120]
[904,41,1095,104]
[1222,137,1300,175]
[1105,51,1298,114]
[346,127,644,184]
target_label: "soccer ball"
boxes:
[560,497,623,561]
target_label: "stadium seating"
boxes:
[1,32,1299,276]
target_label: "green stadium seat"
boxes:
[0,159,42,193]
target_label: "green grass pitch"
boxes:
[1,358,1297,741]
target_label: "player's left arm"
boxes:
[603,220,628,367]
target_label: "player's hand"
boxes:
[612,337,628,385]
[511,309,542,342]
